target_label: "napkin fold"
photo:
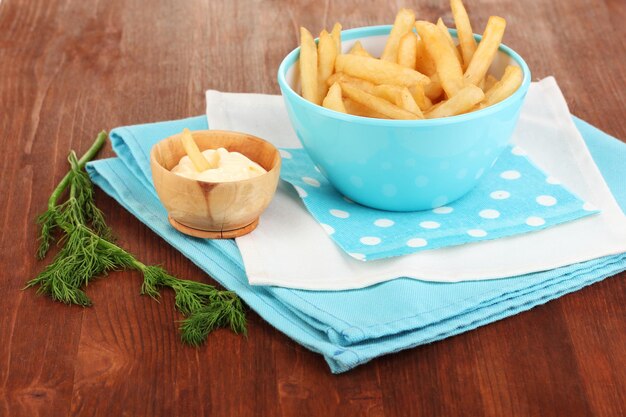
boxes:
[209,79,626,289]
[86,80,626,373]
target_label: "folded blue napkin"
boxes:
[86,116,626,373]
[279,146,595,260]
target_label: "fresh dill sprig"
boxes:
[28,131,246,344]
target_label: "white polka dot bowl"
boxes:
[277,25,531,211]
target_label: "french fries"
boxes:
[464,16,506,86]
[479,65,523,108]
[381,8,416,62]
[327,72,376,93]
[483,74,498,91]
[322,82,347,113]
[331,22,342,53]
[181,128,212,172]
[317,30,338,102]
[450,0,477,68]
[344,98,388,119]
[415,21,465,97]
[397,33,418,69]
[341,82,420,120]
[296,4,520,120]
[415,39,437,76]
[348,41,374,57]
[436,18,462,64]
[299,27,319,104]
[335,54,429,87]
[409,84,433,111]
[425,84,484,118]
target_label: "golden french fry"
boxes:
[479,65,522,108]
[335,54,429,87]
[425,84,484,118]
[381,8,416,62]
[409,84,433,111]
[451,0,477,68]
[415,21,464,97]
[423,73,444,101]
[344,98,388,119]
[322,82,347,113]
[371,84,401,103]
[369,84,423,118]
[299,27,319,104]
[397,32,418,69]
[341,82,419,120]
[181,128,211,172]
[483,74,498,90]
[436,18,462,64]
[415,39,437,76]
[326,72,376,92]
[348,41,374,58]
[331,22,342,53]
[397,87,424,118]
[464,16,506,86]
[317,30,338,102]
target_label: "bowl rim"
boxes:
[150,129,282,187]
[277,24,531,126]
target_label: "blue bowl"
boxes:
[277,25,531,211]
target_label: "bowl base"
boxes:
[168,215,259,239]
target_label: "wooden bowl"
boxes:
[150,130,281,238]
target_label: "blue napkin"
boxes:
[86,116,626,373]
[279,147,595,261]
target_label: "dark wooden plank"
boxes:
[0,0,624,416]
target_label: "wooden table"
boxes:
[1,0,624,415]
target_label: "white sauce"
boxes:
[171,147,267,182]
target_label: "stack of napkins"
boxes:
[87,78,626,373]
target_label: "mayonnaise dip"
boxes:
[171,147,267,182]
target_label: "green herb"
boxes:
[27,131,246,343]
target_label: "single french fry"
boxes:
[425,84,484,118]
[483,74,498,90]
[409,84,433,111]
[397,32,418,69]
[478,77,486,90]
[326,72,376,93]
[344,98,388,119]
[369,84,423,117]
[341,82,420,120]
[348,41,374,58]
[451,0,477,68]
[371,84,402,103]
[479,65,522,108]
[331,22,342,53]
[415,39,437,76]
[398,87,424,118]
[436,18,462,64]
[299,27,319,104]
[181,128,211,172]
[335,54,429,87]
[415,21,465,97]
[381,8,416,62]
[317,30,338,102]
[322,82,347,113]
[464,16,506,86]
[423,73,444,100]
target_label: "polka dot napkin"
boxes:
[279,146,598,261]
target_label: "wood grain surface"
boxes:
[1,0,624,416]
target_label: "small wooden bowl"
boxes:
[150,130,281,238]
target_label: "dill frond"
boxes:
[29,131,247,344]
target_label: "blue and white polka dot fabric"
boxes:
[279,146,599,261]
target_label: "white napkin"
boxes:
[205,78,626,290]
